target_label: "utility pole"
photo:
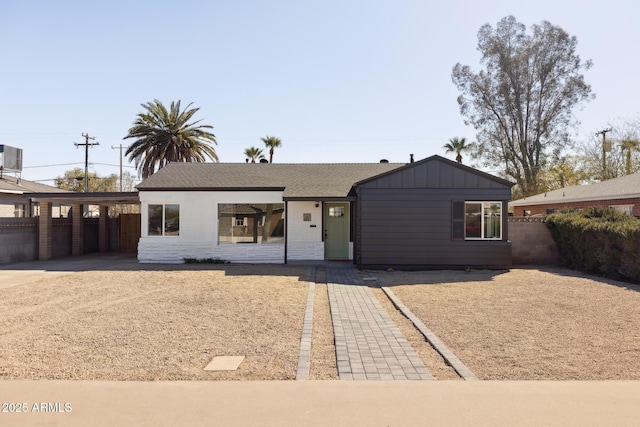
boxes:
[75,133,99,192]
[596,128,612,179]
[111,144,129,192]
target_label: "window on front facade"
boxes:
[610,204,634,216]
[464,202,501,240]
[148,204,180,236]
[218,203,284,244]
[14,203,26,218]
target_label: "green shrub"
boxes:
[545,207,640,283]
[183,257,228,264]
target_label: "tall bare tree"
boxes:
[452,16,594,196]
[578,117,640,181]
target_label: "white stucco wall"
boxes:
[286,201,324,260]
[136,192,355,263]
[0,203,14,217]
[138,191,286,263]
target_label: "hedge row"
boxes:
[545,207,640,284]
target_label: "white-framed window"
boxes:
[465,202,502,240]
[14,203,26,218]
[147,204,180,236]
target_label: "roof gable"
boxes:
[355,155,514,190]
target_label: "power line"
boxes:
[93,162,136,168]
[74,133,99,193]
[23,162,83,168]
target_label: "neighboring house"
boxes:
[135,155,514,268]
[0,174,70,217]
[510,173,640,217]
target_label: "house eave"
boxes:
[509,193,640,207]
[137,187,286,192]
[283,196,357,202]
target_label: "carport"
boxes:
[30,192,140,261]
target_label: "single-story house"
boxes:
[136,155,514,268]
[510,173,640,217]
[0,174,70,217]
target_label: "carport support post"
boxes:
[38,202,53,261]
[72,203,84,256]
[99,205,109,252]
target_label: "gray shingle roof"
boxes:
[510,173,640,206]
[0,175,70,195]
[136,162,405,199]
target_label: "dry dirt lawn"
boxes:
[0,265,312,380]
[375,267,640,380]
[2,262,638,381]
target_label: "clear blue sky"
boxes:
[1,0,638,184]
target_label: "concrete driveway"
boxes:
[0,253,138,289]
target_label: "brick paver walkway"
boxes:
[326,268,434,380]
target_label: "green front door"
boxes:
[324,203,349,259]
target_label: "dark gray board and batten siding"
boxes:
[355,156,513,269]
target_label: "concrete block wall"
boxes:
[509,218,559,265]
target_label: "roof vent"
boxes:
[380,159,389,163]
[410,154,414,163]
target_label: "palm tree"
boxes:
[244,146,265,163]
[124,99,217,178]
[261,135,282,163]
[620,138,639,175]
[443,137,470,164]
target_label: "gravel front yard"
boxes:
[375,267,640,380]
